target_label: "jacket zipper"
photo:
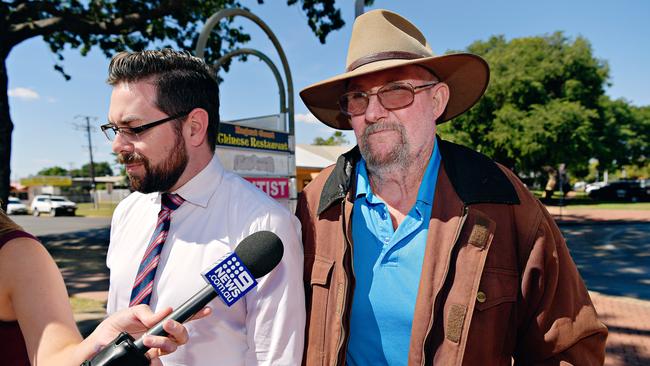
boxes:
[335,197,355,366]
[420,205,469,366]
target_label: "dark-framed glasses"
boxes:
[338,81,439,116]
[100,110,191,141]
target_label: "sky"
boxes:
[6,0,650,180]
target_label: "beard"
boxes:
[358,121,411,174]
[118,132,188,194]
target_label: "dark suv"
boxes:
[587,179,650,202]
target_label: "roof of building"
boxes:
[296,144,354,169]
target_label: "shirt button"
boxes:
[476,291,487,303]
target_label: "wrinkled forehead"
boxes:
[346,64,437,91]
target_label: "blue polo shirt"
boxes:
[347,142,441,365]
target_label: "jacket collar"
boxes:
[317,137,519,215]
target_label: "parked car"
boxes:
[587,180,650,202]
[585,181,607,194]
[6,197,28,215]
[30,195,77,216]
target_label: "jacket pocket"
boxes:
[305,254,335,366]
[475,268,518,311]
[464,268,518,365]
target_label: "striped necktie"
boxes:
[129,193,185,306]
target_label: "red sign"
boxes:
[244,177,290,199]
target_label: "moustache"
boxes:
[117,152,146,165]
[363,121,403,138]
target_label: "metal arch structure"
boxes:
[195,8,294,135]
[214,48,287,120]
[355,0,365,18]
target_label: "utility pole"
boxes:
[74,115,98,209]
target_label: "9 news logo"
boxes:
[202,252,257,306]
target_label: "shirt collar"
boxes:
[355,159,382,204]
[354,141,440,206]
[154,154,224,208]
[417,141,440,206]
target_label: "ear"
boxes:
[432,83,450,121]
[185,108,209,148]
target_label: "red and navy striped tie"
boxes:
[129,193,185,306]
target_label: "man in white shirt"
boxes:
[100,49,305,365]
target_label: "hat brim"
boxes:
[299,53,489,130]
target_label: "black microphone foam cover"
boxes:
[234,231,284,278]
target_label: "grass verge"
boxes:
[70,296,106,314]
[76,202,118,217]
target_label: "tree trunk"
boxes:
[0,53,13,212]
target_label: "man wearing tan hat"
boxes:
[296,9,607,366]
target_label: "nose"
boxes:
[111,132,134,155]
[364,93,388,123]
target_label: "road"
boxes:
[12,215,111,236]
[11,214,650,301]
[561,222,650,300]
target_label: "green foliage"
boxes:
[1,0,356,210]
[37,162,114,177]
[313,131,349,146]
[37,166,69,176]
[439,32,648,180]
[69,162,114,178]
[2,0,351,77]
[614,163,650,180]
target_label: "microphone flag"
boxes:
[201,252,257,306]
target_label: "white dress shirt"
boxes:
[106,154,305,365]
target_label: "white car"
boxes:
[31,195,77,217]
[585,181,607,194]
[6,197,28,215]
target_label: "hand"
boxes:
[88,305,211,364]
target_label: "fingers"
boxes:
[163,318,189,345]
[141,319,186,360]
[131,304,173,328]
[137,306,211,360]
[189,306,212,322]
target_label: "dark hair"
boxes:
[107,49,220,151]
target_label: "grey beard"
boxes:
[359,121,412,176]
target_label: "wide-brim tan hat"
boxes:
[300,9,490,130]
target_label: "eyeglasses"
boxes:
[100,111,191,141]
[338,81,439,116]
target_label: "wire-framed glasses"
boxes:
[338,81,439,116]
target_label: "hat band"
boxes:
[346,51,424,72]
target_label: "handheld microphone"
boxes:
[82,230,284,366]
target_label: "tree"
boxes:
[0,0,373,210]
[37,166,69,176]
[438,32,612,179]
[313,131,349,146]
[70,162,113,178]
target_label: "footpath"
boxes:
[54,207,650,365]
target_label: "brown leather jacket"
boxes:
[296,138,607,366]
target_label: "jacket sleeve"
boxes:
[295,191,315,366]
[514,202,608,365]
